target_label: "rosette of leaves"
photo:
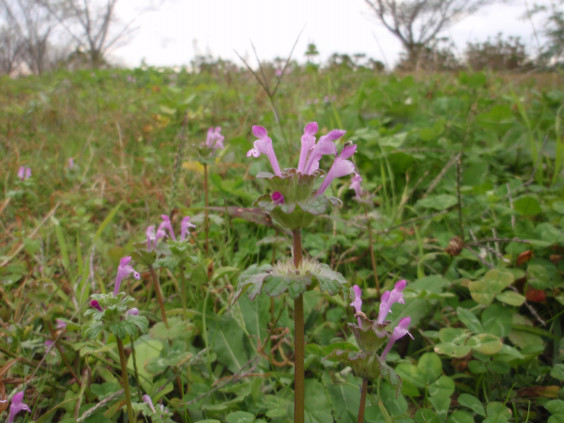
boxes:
[255,168,342,230]
[234,257,348,301]
[83,293,149,340]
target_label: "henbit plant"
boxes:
[83,256,149,422]
[196,126,225,256]
[327,282,413,422]
[236,121,360,423]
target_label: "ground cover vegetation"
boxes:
[1,59,564,423]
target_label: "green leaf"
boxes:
[458,393,485,417]
[415,408,440,423]
[304,379,333,423]
[545,399,564,415]
[234,264,272,301]
[149,318,192,340]
[481,304,512,337]
[225,411,255,423]
[447,410,475,423]
[483,402,511,423]
[428,375,454,398]
[416,194,457,211]
[513,196,541,216]
[508,313,545,349]
[495,291,525,306]
[457,307,483,333]
[550,364,564,381]
[468,270,514,305]
[468,334,503,355]
[417,352,443,385]
[310,263,349,296]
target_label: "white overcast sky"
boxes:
[112,0,551,68]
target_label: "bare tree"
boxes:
[41,0,158,68]
[0,0,56,74]
[0,23,24,74]
[364,0,495,69]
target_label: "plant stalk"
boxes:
[364,205,380,297]
[116,337,135,423]
[149,265,168,327]
[358,378,368,423]
[292,229,304,423]
[203,162,209,255]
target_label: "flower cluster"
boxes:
[203,127,224,151]
[247,122,361,229]
[349,281,413,360]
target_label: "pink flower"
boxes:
[56,319,67,330]
[146,225,167,251]
[158,215,176,240]
[350,172,363,198]
[126,308,139,316]
[90,299,103,311]
[68,158,75,169]
[204,127,224,150]
[303,129,344,175]
[297,122,318,173]
[380,317,413,360]
[17,166,31,181]
[113,256,141,296]
[5,391,31,423]
[316,144,357,196]
[142,394,156,413]
[349,285,363,327]
[275,68,283,77]
[376,280,407,325]
[180,216,196,241]
[247,126,281,176]
[271,191,285,205]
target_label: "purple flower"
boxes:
[17,166,31,181]
[5,391,31,423]
[247,126,281,176]
[44,339,55,350]
[146,225,167,251]
[303,129,344,175]
[350,172,363,198]
[158,215,176,240]
[275,68,283,77]
[56,319,67,330]
[113,256,141,296]
[380,317,413,360]
[297,122,318,174]
[350,285,363,327]
[376,280,407,325]
[272,191,285,205]
[126,308,139,316]
[68,158,74,169]
[142,394,156,413]
[180,216,196,241]
[90,299,103,311]
[204,126,224,151]
[316,144,357,196]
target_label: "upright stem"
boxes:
[364,206,380,297]
[358,378,368,423]
[149,265,168,327]
[116,338,135,423]
[203,163,209,256]
[292,229,304,423]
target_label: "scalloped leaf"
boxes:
[233,264,273,302]
[310,263,349,296]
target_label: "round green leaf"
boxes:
[458,393,485,417]
[513,196,541,216]
[495,291,525,306]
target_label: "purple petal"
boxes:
[180,216,196,241]
[90,300,103,311]
[271,191,285,205]
[7,391,31,423]
[376,280,407,325]
[56,319,67,330]
[142,394,156,413]
[380,317,413,361]
[252,125,268,138]
[114,256,140,295]
[349,285,363,326]
[297,122,318,173]
[126,308,139,316]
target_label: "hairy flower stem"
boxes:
[292,229,305,423]
[358,378,368,423]
[364,205,380,297]
[149,265,169,327]
[116,338,135,423]
[203,163,210,256]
